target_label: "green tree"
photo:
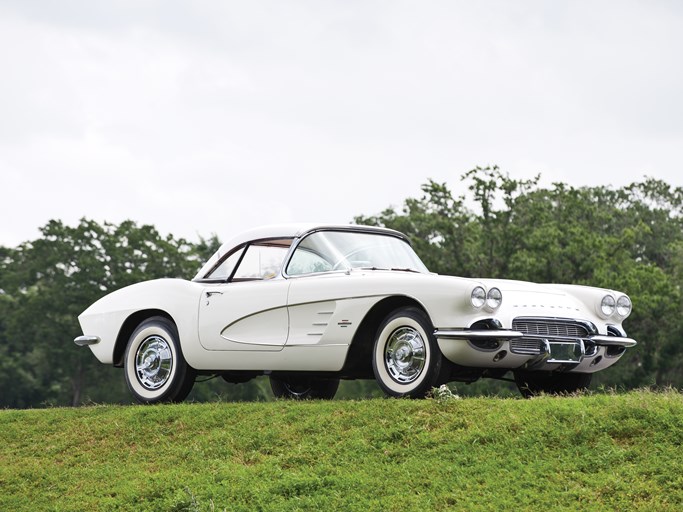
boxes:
[0,219,205,407]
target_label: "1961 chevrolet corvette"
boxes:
[75,223,637,402]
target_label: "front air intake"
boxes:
[512,318,590,338]
[510,317,595,356]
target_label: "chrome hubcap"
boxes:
[135,336,173,390]
[384,326,426,383]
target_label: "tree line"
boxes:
[356,167,683,391]
[1,167,682,407]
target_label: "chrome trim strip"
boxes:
[589,335,637,348]
[74,335,101,347]
[434,329,524,340]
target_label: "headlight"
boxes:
[486,287,502,310]
[617,295,632,317]
[600,294,616,316]
[471,286,486,308]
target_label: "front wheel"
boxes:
[124,316,195,403]
[514,371,592,398]
[269,376,340,400]
[372,307,450,398]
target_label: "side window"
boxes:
[233,244,290,280]
[287,248,333,276]
[207,248,244,280]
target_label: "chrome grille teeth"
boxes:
[509,318,590,356]
[509,339,544,355]
[512,320,589,338]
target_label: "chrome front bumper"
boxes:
[74,335,101,347]
[589,335,637,348]
[434,329,637,348]
[435,319,637,371]
[434,329,523,341]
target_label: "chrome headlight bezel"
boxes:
[616,295,632,318]
[486,287,503,310]
[471,286,486,309]
[600,294,616,317]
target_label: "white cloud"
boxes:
[1,1,682,247]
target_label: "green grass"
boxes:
[1,390,682,511]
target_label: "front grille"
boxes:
[510,339,544,355]
[512,319,590,338]
[510,318,592,356]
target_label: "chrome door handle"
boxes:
[206,291,224,297]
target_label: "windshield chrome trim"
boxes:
[281,228,426,279]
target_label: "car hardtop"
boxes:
[193,223,409,281]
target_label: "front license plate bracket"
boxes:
[544,340,584,363]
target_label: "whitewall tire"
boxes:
[372,307,450,398]
[124,316,195,403]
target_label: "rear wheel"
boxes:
[372,307,450,398]
[269,376,340,399]
[124,316,195,403]
[514,371,592,398]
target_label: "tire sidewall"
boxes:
[124,318,185,403]
[372,308,440,397]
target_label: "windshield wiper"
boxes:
[390,267,421,273]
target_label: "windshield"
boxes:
[286,230,428,276]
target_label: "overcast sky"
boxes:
[1,1,682,247]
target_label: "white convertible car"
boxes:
[75,223,637,402]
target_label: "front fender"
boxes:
[76,279,204,364]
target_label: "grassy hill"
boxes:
[1,390,682,511]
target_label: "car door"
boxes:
[284,237,378,348]
[198,242,291,351]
